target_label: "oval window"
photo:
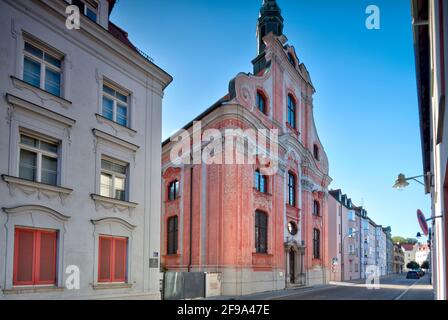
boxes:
[288,221,298,235]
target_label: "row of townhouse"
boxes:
[402,243,430,271]
[328,189,395,281]
[0,0,172,299]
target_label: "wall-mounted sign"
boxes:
[417,209,429,236]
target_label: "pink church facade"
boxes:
[161,0,331,295]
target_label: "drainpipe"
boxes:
[188,166,194,272]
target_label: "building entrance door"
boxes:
[289,248,295,283]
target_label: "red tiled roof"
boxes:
[401,244,415,251]
[108,21,138,53]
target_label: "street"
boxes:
[274,274,433,300]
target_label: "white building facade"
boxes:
[0,0,172,299]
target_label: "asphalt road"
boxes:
[274,274,434,300]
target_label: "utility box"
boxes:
[205,272,222,297]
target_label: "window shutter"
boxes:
[38,231,57,283]
[99,236,112,282]
[14,229,35,285]
[114,238,127,282]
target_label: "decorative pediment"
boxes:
[91,217,136,231]
[2,205,71,222]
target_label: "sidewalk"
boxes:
[201,284,330,300]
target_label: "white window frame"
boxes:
[102,81,130,128]
[22,38,63,96]
[67,0,99,23]
[100,156,129,201]
[18,131,59,185]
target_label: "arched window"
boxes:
[288,172,296,206]
[167,216,178,255]
[256,91,267,114]
[313,144,320,161]
[287,95,296,129]
[255,211,268,254]
[254,169,268,193]
[313,228,321,259]
[313,200,320,216]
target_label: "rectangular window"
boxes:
[100,158,128,201]
[313,228,320,259]
[167,216,178,255]
[23,40,62,97]
[102,82,130,127]
[168,180,180,201]
[288,172,296,206]
[255,211,268,254]
[18,133,59,186]
[71,0,98,22]
[254,170,267,193]
[14,228,57,286]
[98,236,127,283]
[287,95,296,129]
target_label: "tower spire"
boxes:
[256,0,284,54]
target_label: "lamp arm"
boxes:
[410,178,425,186]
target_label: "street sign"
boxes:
[417,209,429,236]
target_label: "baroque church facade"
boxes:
[161,0,331,295]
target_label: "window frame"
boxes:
[100,157,129,201]
[22,39,63,97]
[313,228,321,259]
[168,180,180,201]
[313,144,320,161]
[13,227,58,286]
[18,131,59,186]
[313,200,320,216]
[68,0,99,23]
[98,235,128,283]
[287,95,297,129]
[102,81,131,128]
[256,91,267,115]
[287,171,296,207]
[254,169,268,193]
[166,216,178,255]
[255,211,268,254]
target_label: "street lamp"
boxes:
[392,173,426,189]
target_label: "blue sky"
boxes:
[110,0,431,239]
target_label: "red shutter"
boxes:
[98,236,112,282]
[14,228,57,286]
[113,238,127,282]
[36,230,57,284]
[14,229,35,285]
[98,236,127,283]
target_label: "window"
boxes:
[254,169,267,193]
[355,264,359,272]
[313,228,320,259]
[102,82,130,127]
[100,158,128,201]
[256,91,267,114]
[288,52,296,67]
[287,95,296,129]
[167,216,178,255]
[313,200,320,216]
[23,41,62,96]
[313,144,320,161]
[255,211,268,254]
[19,133,59,186]
[168,180,180,201]
[98,236,127,283]
[288,172,296,206]
[71,0,98,22]
[14,228,57,286]
[288,221,298,236]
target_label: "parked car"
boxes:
[406,271,420,279]
[417,269,425,277]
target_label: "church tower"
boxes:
[253,0,284,74]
